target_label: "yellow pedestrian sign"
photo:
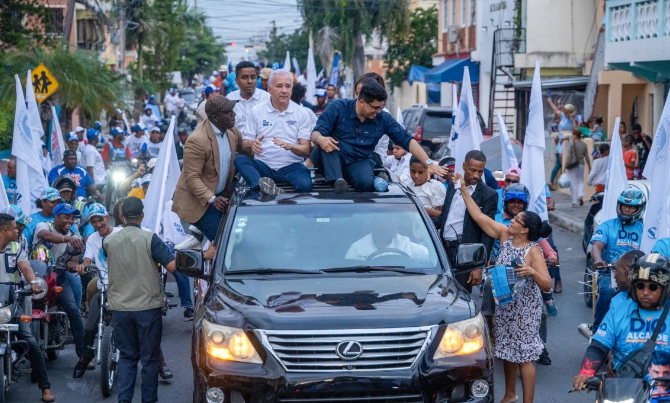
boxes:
[31,64,59,103]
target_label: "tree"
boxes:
[297,0,410,80]
[384,6,437,90]
[258,24,322,73]
[176,14,225,86]
[0,0,51,51]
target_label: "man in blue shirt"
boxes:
[652,238,670,258]
[311,82,446,192]
[2,157,17,204]
[47,150,98,199]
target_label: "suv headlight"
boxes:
[202,320,262,364]
[433,314,485,359]
[0,307,12,325]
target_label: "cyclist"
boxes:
[573,253,670,391]
[589,189,646,333]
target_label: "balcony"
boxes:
[605,0,670,81]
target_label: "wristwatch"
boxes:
[30,280,40,285]
[208,196,216,204]
[426,159,436,165]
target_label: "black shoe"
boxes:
[159,365,173,379]
[258,177,283,196]
[536,348,552,365]
[333,178,348,194]
[184,307,194,322]
[73,360,89,378]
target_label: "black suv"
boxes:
[176,181,494,403]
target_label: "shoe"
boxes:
[73,359,89,378]
[578,323,593,340]
[42,388,55,402]
[333,178,348,194]
[554,280,563,293]
[377,171,390,182]
[175,234,202,251]
[159,365,173,380]
[184,307,194,322]
[373,177,388,192]
[545,300,557,316]
[547,183,556,191]
[87,361,95,370]
[257,177,283,196]
[579,197,584,206]
[536,348,552,365]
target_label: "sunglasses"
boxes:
[635,282,660,292]
[505,178,520,184]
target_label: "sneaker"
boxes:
[536,348,552,365]
[554,280,563,293]
[376,171,390,182]
[578,323,593,340]
[159,365,173,380]
[258,177,283,196]
[373,177,388,192]
[184,307,194,322]
[545,300,558,316]
[333,178,348,194]
[175,235,202,251]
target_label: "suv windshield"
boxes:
[222,204,441,273]
[423,112,452,134]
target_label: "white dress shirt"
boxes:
[345,234,429,261]
[443,184,476,241]
[384,153,412,185]
[410,180,447,209]
[227,89,271,132]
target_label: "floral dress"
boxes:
[493,238,544,363]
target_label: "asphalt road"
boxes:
[8,228,594,403]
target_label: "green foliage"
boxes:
[0,0,52,51]
[176,14,225,85]
[258,25,322,72]
[384,6,437,89]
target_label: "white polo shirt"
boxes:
[243,100,312,171]
[227,89,271,132]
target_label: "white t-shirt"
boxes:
[384,153,412,185]
[84,227,121,289]
[227,89,271,132]
[243,100,312,170]
[141,114,159,132]
[164,93,179,112]
[82,144,107,186]
[409,179,446,209]
[146,140,163,159]
[127,134,149,157]
[345,234,429,261]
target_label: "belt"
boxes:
[443,239,460,248]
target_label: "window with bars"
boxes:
[44,7,64,36]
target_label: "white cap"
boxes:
[74,126,85,133]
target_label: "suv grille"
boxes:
[257,327,433,372]
[277,389,424,403]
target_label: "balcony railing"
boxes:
[607,0,670,42]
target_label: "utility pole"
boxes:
[64,0,76,50]
[119,0,127,74]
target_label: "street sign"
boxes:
[31,63,59,103]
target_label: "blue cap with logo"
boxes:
[0,205,32,224]
[315,88,327,97]
[87,203,108,218]
[41,187,62,202]
[86,128,100,139]
[54,203,81,217]
[133,123,146,133]
[205,85,219,96]
[111,127,127,137]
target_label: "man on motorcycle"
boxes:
[24,187,62,246]
[0,213,55,402]
[48,150,100,200]
[147,127,163,159]
[589,189,646,333]
[128,124,150,160]
[102,127,132,169]
[573,253,670,391]
[52,175,94,239]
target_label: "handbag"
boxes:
[565,141,579,170]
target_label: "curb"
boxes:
[548,210,583,235]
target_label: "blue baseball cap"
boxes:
[204,85,219,96]
[316,88,326,97]
[111,127,127,137]
[54,203,81,217]
[0,205,32,224]
[86,128,100,139]
[67,133,79,142]
[40,187,62,202]
[133,123,146,133]
[87,203,108,218]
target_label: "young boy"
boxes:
[383,142,412,185]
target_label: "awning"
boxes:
[407,65,429,85]
[510,76,589,90]
[424,58,479,84]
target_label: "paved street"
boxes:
[7,228,594,403]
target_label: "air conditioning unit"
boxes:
[447,25,460,43]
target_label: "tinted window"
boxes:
[422,113,452,134]
[223,204,440,273]
[404,110,420,133]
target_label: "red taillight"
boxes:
[484,128,492,137]
[414,126,423,142]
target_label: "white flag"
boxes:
[292,57,301,76]
[601,118,628,223]
[306,48,317,103]
[448,83,459,154]
[641,92,670,252]
[452,67,483,175]
[497,110,518,173]
[12,75,48,215]
[520,61,548,221]
[141,116,185,241]
[25,71,46,169]
[49,106,66,168]
[0,178,9,212]
[283,51,291,72]
[396,107,405,128]
[121,110,131,132]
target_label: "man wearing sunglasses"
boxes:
[496,167,555,215]
[574,253,670,390]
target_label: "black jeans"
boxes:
[17,307,50,390]
[83,290,101,362]
[113,308,163,403]
[317,148,376,191]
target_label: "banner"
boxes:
[50,106,66,168]
[25,70,46,169]
[12,75,48,215]
[329,53,340,87]
[283,51,291,72]
[0,179,9,212]
[641,91,670,252]
[600,117,628,223]
[448,83,459,155]
[452,67,483,175]
[497,110,518,173]
[520,61,548,221]
[305,48,317,103]
[141,116,185,241]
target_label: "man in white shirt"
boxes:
[163,88,179,118]
[227,61,271,133]
[587,143,610,191]
[141,107,160,132]
[346,220,429,261]
[147,127,163,159]
[127,124,150,158]
[82,129,107,189]
[234,70,313,195]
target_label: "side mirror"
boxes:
[455,243,487,272]
[175,249,208,279]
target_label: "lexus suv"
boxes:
[176,180,494,403]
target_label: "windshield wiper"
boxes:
[225,268,320,275]
[320,265,412,274]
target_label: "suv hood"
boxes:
[209,274,475,330]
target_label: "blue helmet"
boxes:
[503,183,529,209]
[92,121,102,131]
[617,188,646,224]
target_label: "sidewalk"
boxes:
[548,189,591,234]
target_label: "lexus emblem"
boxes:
[335,341,364,360]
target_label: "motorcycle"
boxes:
[160,265,177,317]
[0,281,37,402]
[580,373,670,403]
[106,164,133,210]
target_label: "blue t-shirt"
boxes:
[590,217,643,264]
[495,185,552,215]
[2,175,17,204]
[593,298,670,370]
[47,165,93,198]
[24,212,53,247]
[490,212,511,262]
[652,238,670,258]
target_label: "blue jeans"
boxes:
[550,153,562,183]
[17,306,50,389]
[193,204,223,242]
[57,273,84,358]
[318,148,376,191]
[113,308,163,403]
[65,271,82,309]
[234,156,313,192]
[593,274,617,333]
[166,242,192,308]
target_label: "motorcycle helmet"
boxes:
[51,175,77,192]
[92,121,102,131]
[503,183,530,210]
[617,188,646,225]
[629,253,670,305]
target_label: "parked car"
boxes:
[402,106,491,154]
[176,180,494,403]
